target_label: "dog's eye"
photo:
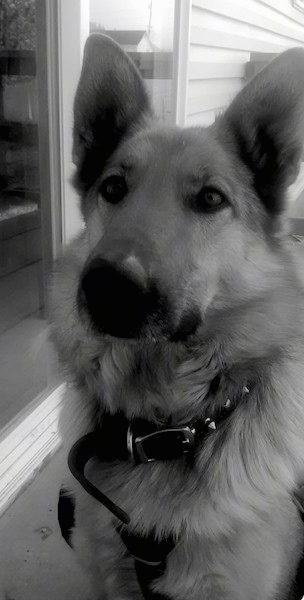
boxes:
[193,188,228,213]
[99,175,127,204]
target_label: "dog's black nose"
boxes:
[79,256,156,338]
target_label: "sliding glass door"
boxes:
[0,0,60,429]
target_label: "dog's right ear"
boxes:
[73,34,152,192]
[214,48,304,217]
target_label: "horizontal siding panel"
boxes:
[189,78,242,97]
[191,26,290,52]
[258,0,304,25]
[187,92,235,114]
[191,9,304,47]
[192,0,304,42]
[188,61,246,79]
[186,0,304,126]
[186,109,222,127]
[189,46,249,62]
[194,0,304,29]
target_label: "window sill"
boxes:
[0,383,65,517]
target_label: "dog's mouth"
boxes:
[78,257,201,342]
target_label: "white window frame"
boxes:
[58,0,89,244]
[172,0,192,126]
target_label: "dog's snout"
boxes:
[79,256,156,338]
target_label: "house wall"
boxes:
[121,44,139,52]
[145,79,173,122]
[137,36,153,52]
[186,0,304,127]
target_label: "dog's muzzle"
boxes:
[78,255,161,338]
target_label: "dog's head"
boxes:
[73,35,304,342]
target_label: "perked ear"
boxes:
[216,48,304,214]
[73,34,152,191]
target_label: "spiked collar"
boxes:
[68,379,251,524]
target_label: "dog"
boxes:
[51,34,304,600]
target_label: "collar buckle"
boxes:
[128,425,196,464]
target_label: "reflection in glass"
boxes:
[0,0,58,428]
[90,0,175,123]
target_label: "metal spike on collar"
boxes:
[205,417,217,430]
[224,398,231,409]
[243,386,250,394]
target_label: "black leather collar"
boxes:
[67,383,250,524]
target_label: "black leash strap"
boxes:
[293,485,304,600]
[67,415,186,599]
[68,431,130,524]
[116,524,175,600]
[67,429,175,599]
[67,413,199,525]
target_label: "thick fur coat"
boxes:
[51,36,304,599]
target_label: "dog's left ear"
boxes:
[215,48,304,214]
[73,34,152,191]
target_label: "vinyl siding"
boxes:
[187,0,304,126]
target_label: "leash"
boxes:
[67,429,130,524]
[116,523,175,600]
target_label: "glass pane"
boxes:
[0,0,59,428]
[89,0,175,123]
